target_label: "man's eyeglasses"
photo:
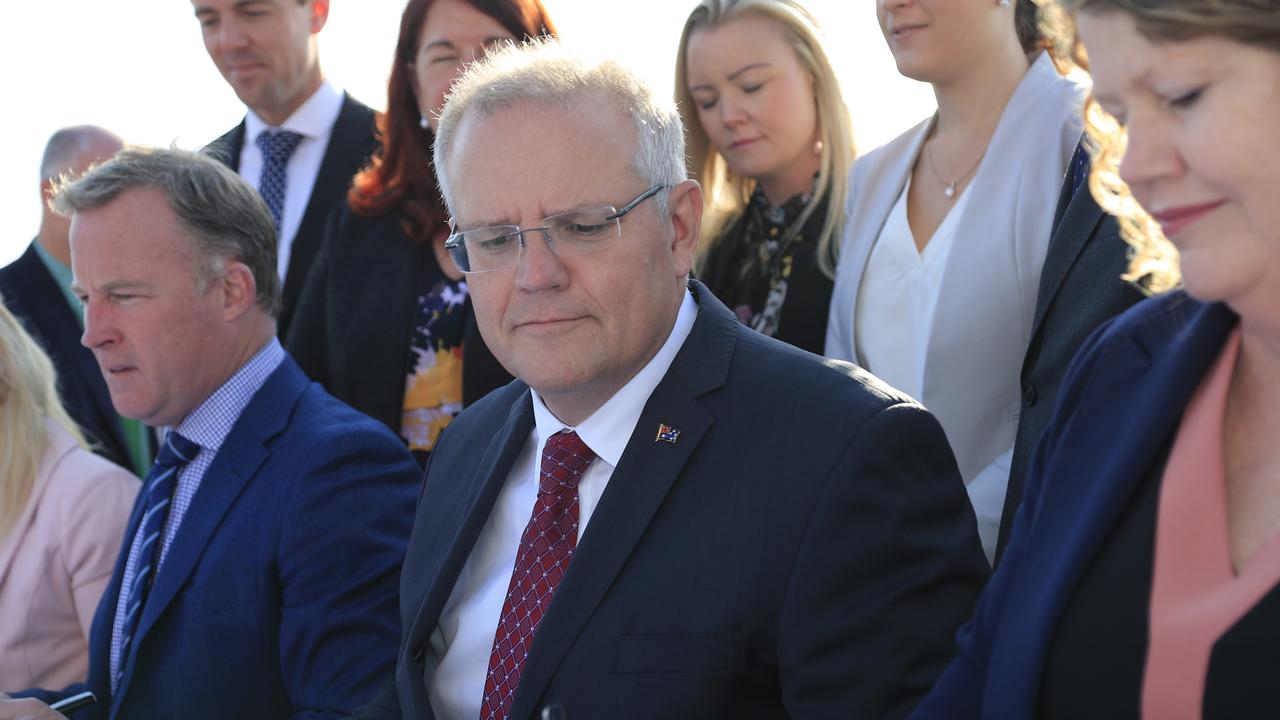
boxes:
[444,185,667,274]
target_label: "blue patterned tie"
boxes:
[114,431,200,688]
[1068,141,1091,199]
[255,129,303,235]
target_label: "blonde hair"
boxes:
[0,297,86,537]
[1056,0,1280,293]
[675,0,855,279]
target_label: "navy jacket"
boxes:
[0,244,131,468]
[360,281,989,720]
[17,356,421,719]
[912,292,1236,718]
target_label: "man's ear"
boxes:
[309,0,330,34]
[219,260,259,321]
[667,179,704,279]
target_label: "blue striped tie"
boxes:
[114,431,199,688]
[255,129,303,235]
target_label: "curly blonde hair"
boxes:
[1055,0,1280,293]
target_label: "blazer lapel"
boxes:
[507,283,730,719]
[1004,298,1237,714]
[403,391,536,664]
[1027,170,1107,341]
[114,362,302,703]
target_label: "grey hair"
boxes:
[433,38,687,218]
[49,145,281,317]
[39,125,123,182]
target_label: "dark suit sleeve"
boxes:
[348,678,403,720]
[275,421,420,719]
[909,314,1120,719]
[286,209,340,385]
[778,402,989,719]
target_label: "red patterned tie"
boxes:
[479,430,596,720]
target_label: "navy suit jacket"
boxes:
[0,244,131,468]
[17,355,420,719]
[912,292,1237,719]
[998,147,1144,560]
[360,282,989,720]
[207,93,378,338]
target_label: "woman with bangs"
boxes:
[913,1,1280,717]
[288,0,556,466]
[827,0,1087,562]
[677,0,855,355]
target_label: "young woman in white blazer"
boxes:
[826,0,1084,561]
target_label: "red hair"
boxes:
[348,0,558,243]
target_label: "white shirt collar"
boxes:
[529,288,698,467]
[244,80,344,143]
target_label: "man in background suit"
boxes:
[194,0,378,337]
[0,146,419,720]
[0,126,148,474]
[358,42,988,720]
[995,145,1145,562]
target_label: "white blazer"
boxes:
[826,54,1084,489]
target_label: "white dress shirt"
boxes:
[425,289,699,720]
[239,80,344,280]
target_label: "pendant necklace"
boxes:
[926,141,986,199]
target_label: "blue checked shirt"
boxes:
[109,338,285,689]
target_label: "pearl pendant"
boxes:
[944,183,956,198]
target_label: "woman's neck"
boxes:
[930,45,1032,146]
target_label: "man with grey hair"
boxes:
[0,125,146,473]
[0,146,419,720]
[359,41,987,720]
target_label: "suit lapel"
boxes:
[1027,171,1107,341]
[1007,298,1237,714]
[113,361,302,703]
[404,391,536,661]
[507,283,731,718]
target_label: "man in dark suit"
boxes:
[0,125,146,473]
[996,144,1145,562]
[0,146,419,720]
[193,0,378,338]
[357,43,988,720]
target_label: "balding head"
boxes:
[40,125,123,182]
[38,125,124,264]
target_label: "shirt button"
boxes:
[1022,383,1038,407]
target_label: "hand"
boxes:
[0,696,63,720]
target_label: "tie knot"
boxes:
[539,430,595,494]
[154,431,199,472]
[255,129,303,163]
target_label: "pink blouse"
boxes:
[1142,329,1280,718]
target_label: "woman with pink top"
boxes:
[0,299,136,690]
[912,1,1280,718]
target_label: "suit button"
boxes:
[1022,383,1038,406]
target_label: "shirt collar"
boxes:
[244,80,344,143]
[169,337,286,453]
[530,288,698,467]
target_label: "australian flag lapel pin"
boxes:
[655,423,681,444]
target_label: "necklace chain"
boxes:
[926,140,986,199]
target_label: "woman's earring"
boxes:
[999,0,1011,6]
[419,115,429,130]
[813,139,824,156]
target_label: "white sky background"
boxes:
[0,0,935,266]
